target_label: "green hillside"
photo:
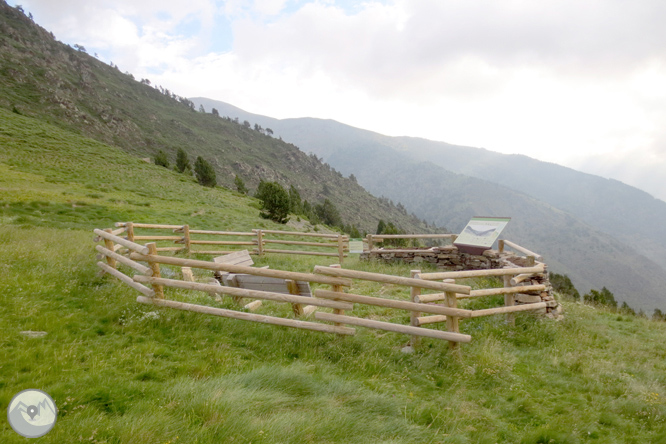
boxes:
[0,0,430,235]
[2,106,666,442]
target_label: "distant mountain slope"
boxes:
[192,98,666,313]
[0,1,432,235]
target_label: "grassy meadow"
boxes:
[2,109,666,443]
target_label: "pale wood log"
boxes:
[205,278,223,302]
[415,293,447,303]
[338,235,345,264]
[133,276,353,310]
[113,244,124,252]
[189,250,244,255]
[111,227,127,236]
[189,240,256,246]
[504,275,515,326]
[222,274,311,296]
[156,247,185,252]
[125,222,134,242]
[103,228,117,269]
[410,270,421,347]
[315,312,471,343]
[96,245,152,276]
[136,296,356,335]
[244,300,263,311]
[313,289,473,317]
[97,262,155,297]
[501,240,543,261]
[263,249,344,257]
[133,235,183,241]
[115,222,183,229]
[459,284,547,299]
[445,291,460,350]
[259,229,340,238]
[419,264,545,281]
[130,253,351,286]
[182,267,194,282]
[471,302,548,318]
[255,230,264,256]
[498,239,504,254]
[286,279,304,317]
[313,266,471,294]
[262,239,338,248]
[302,305,317,316]
[366,234,374,252]
[510,273,545,286]
[146,243,164,299]
[372,234,457,239]
[94,228,150,255]
[328,264,345,329]
[187,229,255,236]
[416,315,447,326]
[373,249,436,254]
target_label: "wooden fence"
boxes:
[94,225,553,350]
[113,222,349,263]
[364,233,457,252]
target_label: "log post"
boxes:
[366,234,374,252]
[146,243,164,299]
[287,279,304,317]
[125,222,135,242]
[183,224,191,255]
[526,255,536,267]
[329,264,345,330]
[337,234,345,264]
[182,267,194,282]
[410,270,422,348]
[445,289,460,351]
[498,239,504,254]
[256,230,264,256]
[503,275,515,326]
[103,228,117,269]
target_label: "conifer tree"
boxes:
[194,156,216,187]
[175,148,191,174]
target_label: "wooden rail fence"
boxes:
[94,225,552,351]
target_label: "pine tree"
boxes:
[175,148,191,174]
[154,150,169,168]
[194,156,216,187]
[256,181,290,224]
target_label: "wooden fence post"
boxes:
[256,230,264,256]
[337,235,344,264]
[445,288,460,351]
[183,224,191,255]
[125,222,135,243]
[503,275,515,326]
[498,239,504,254]
[146,242,164,299]
[103,228,117,268]
[366,234,374,252]
[329,264,345,331]
[410,270,422,348]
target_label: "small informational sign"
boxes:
[348,239,364,254]
[454,217,510,255]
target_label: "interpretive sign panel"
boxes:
[453,217,511,254]
[348,239,364,254]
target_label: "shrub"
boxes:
[234,175,248,194]
[175,148,191,174]
[256,181,290,224]
[154,150,169,168]
[194,156,216,187]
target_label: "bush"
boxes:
[234,175,248,194]
[256,181,290,224]
[194,156,216,187]
[154,150,169,168]
[175,148,191,174]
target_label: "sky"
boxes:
[10,0,666,201]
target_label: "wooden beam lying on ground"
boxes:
[315,312,471,343]
[136,296,356,336]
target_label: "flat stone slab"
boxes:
[20,331,47,338]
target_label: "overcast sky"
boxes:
[11,0,666,201]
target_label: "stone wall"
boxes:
[360,246,562,320]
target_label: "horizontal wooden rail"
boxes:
[470,302,547,318]
[313,266,471,294]
[258,229,340,239]
[129,253,351,287]
[97,262,155,297]
[418,264,545,280]
[96,245,152,276]
[190,250,249,255]
[115,223,183,229]
[189,240,256,246]
[134,276,353,310]
[370,234,457,239]
[501,240,543,261]
[369,248,436,254]
[460,284,547,299]
[156,247,185,252]
[264,249,344,257]
[415,315,447,326]
[414,293,447,304]
[133,235,183,241]
[315,312,471,343]
[510,273,545,286]
[314,289,472,318]
[182,229,255,236]
[110,227,127,236]
[262,239,338,248]
[93,228,149,255]
[137,296,356,335]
